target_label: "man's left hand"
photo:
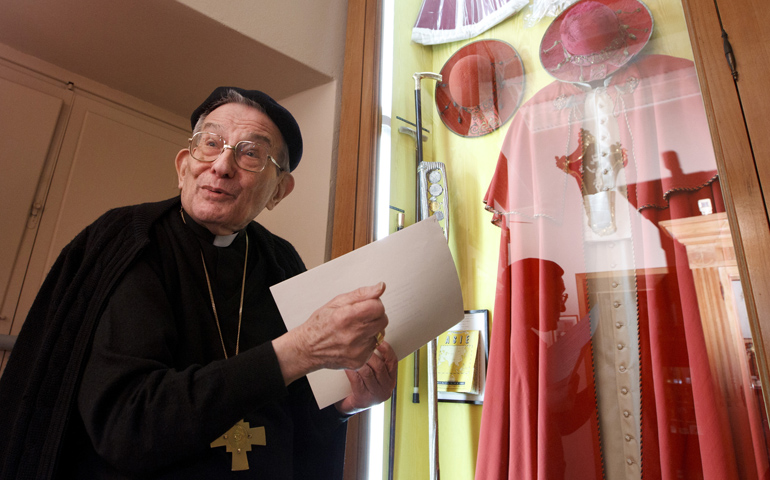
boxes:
[335,341,398,415]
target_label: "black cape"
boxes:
[0,197,347,479]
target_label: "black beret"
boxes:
[190,87,303,172]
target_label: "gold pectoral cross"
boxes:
[210,419,266,471]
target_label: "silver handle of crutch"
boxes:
[413,72,442,90]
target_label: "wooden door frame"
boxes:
[682,0,770,415]
[332,0,382,478]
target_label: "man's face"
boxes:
[175,102,294,235]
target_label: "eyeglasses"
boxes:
[188,132,285,173]
[561,293,569,302]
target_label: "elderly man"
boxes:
[0,87,397,479]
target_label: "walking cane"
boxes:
[395,115,429,411]
[413,71,442,480]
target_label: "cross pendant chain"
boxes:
[210,419,266,471]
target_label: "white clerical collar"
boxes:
[213,232,239,247]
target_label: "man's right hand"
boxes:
[272,282,389,385]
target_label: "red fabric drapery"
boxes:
[477,54,768,479]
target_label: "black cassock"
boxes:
[0,197,347,480]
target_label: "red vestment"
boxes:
[477,55,763,479]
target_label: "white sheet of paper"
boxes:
[270,216,464,408]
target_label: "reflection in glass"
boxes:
[477,20,769,480]
[381,0,769,478]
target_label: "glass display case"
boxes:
[332,0,770,478]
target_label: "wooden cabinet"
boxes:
[0,60,187,373]
[663,213,770,476]
[0,71,65,354]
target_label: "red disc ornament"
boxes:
[435,39,525,138]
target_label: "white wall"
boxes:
[256,81,338,269]
[176,0,349,79]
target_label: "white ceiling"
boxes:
[0,0,343,118]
